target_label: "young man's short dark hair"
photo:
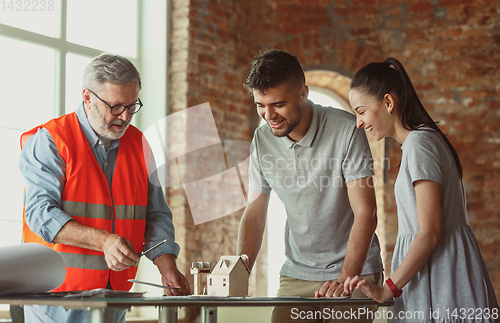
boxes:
[244,49,306,94]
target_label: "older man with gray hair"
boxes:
[19,53,190,323]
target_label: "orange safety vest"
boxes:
[21,112,151,292]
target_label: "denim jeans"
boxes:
[23,305,126,323]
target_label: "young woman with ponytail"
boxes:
[344,58,499,322]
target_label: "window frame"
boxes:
[0,0,169,319]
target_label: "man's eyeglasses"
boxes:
[88,89,143,116]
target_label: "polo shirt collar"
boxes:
[282,100,318,149]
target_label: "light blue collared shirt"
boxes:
[19,103,180,261]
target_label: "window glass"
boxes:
[0,127,24,226]
[0,127,24,312]
[0,36,55,130]
[0,127,24,233]
[308,90,344,109]
[0,3,160,318]
[65,53,92,113]
[0,0,61,37]
[66,0,137,57]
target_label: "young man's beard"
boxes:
[269,119,298,138]
[269,105,302,138]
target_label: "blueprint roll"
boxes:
[0,243,66,295]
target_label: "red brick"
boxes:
[198,54,218,67]
[439,37,473,49]
[463,67,496,78]
[440,0,472,7]
[409,3,433,12]
[436,79,468,90]
[333,6,348,17]
[350,7,382,17]
[283,25,308,33]
[414,82,435,92]
[385,6,403,16]
[351,27,371,37]
[217,29,230,41]
[275,4,293,14]
[446,7,467,20]
[350,0,379,6]
[467,76,498,89]
[472,0,496,4]
[380,0,401,5]
[385,18,402,28]
[485,180,500,191]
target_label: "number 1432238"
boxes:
[1,0,54,11]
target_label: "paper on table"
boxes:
[128,279,180,290]
[63,288,145,298]
[0,243,66,296]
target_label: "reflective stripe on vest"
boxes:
[62,201,111,220]
[21,112,150,292]
[62,201,147,220]
[115,205,147,220]
[59,252,108,271]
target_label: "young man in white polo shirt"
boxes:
[237,49,384,323]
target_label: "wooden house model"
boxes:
[206,255,250,297]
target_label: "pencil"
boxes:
[139,239,168,257]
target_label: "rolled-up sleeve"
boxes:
[143,151,180,261]
[19,128,73,243]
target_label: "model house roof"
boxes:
[210,255,250,276]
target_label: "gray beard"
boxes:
[87,103,130,142]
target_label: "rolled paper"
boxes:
[0,243,66,295]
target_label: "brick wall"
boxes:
[246,0,500,298]
[169,0,500,312]
[168,0,259,319]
